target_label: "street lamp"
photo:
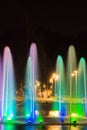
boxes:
[35,80,40,97]
[49,73,60,97]
[51,73,60,97]
[71,70,78,98]
[74,70,78,99]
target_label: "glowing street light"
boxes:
[35,80,41,97]
[71,70,78,97]
[74,70,78,99]
[49,78,53,83]
[51,73,60,97]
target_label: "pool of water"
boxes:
[1,124,87,130]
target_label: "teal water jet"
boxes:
[77,57,86,116]
[52,55,66,120]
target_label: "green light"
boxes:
[37,115,43,123]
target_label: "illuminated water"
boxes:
[0,43,87,125]
[0,55,2,117]
[52,55,66,121]
[24,43,43,122]
[52,45,87,123]
[2,46,16,120]
[0,124,87,130]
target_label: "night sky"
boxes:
[0,1,87,85]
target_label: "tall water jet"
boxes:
[77,57,86,117]
[24,43,43,122]
[24,56,33,119]
[0,55,3,118]
[52,55,66,121]
[66,45,77,119]
[2,46,16,120]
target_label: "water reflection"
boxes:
[1,125,15,130]
[0,125,87,130]
[24,126,43,130]
[24,125,87,130]
[70,126,79,130]
[45,125,62,130]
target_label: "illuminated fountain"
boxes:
[24,43,43,123]
[51,55,66,122]
[0,43,87,124]
[78,58,87,116]
[2,46,16,121]
[50,45,87,123]
[66,45,78,122]
[0,55,2,118]
[66,45,87,122]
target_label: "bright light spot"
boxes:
[10,114,14,117]
[35,110,39,115]
[71,113,78,117]
[26,114,30,117]
[7,117,12,120]
[37,116,43,123]
[49,111,60,117]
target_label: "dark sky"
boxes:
[0,1,87,84]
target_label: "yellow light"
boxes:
[71,113,78,117]
[74,70,78,75]
[52,73,56,77]
[49,111,60,117]
[55,75,59,80]
[35,80,40,86]
[51,73,59,80]
[71,73,75,77]
[49,78,53,83]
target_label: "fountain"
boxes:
[0,55,2,119]
[0,43,87,125]
[77,58,86,116]
[47,44,87,124]
[51,55,66,122]
[24,43,43,123]
[50,44,87,123]
[66,45,78,122]
[65,45,87,123]
[2,46,16,121]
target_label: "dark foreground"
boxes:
[1,117,87,130]
[1,124,87,130]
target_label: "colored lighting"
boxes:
[24,43,41,122]
[26,114,30,117]
[2,46,16,120]
[0,43,87,124]
[0,116,2,121]
[35,110,39,115]
[71,113,78,117]
[7,117,12,120]
[49,111,60,117]
[10,114,14,117]
[37,115,43,123]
